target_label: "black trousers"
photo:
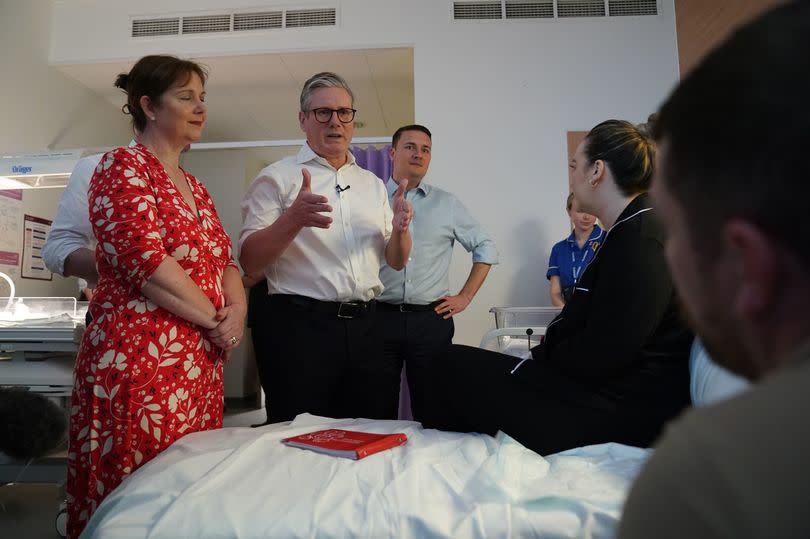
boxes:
[377,307,454,421]
[264,295,397,422]
[421,344,682,456]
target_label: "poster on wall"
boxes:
[0,190,23,282]
[21,214,52,281]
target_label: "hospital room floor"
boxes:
[0,403,266,538]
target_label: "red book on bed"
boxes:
[281,429,408,460]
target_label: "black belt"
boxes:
[269,294,375,319]
[377,300,442,313]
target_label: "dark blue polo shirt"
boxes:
[546,225,603,289]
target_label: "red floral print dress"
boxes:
[66,143,236,538]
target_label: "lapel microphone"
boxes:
[336,184,351,193]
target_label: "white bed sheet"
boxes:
[82,414,650,539]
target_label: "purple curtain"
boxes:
[351,145,392,183]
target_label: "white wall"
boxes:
[1,1,131,153]
[13,188,81,298]
[49,0,681,347]
[0,0,131,298]
[0,188,82,298]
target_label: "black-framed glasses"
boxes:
[307,107,357,124]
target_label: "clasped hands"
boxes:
[207,303,246,356]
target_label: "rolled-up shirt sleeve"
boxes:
[452,197,498,265]
[42,155,99,276]
[88,149,167,288]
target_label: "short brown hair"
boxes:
[115,55,208,132]
[392,124,432,148]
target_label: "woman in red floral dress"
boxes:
[66,55,246,538]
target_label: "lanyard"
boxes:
[570,228,602,284]
[565,207,651,295]
[571,246,591,284]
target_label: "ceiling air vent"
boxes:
[557,0,606,17]
[506,0,554,19]
[131,17,180,37]
[285,8,336,28]
[182,14,231,34]
[608,0,657,16]
[453,1,503,20]
[234,11,283,31]
[131,6,337,38]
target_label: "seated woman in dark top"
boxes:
[421,119,693,456]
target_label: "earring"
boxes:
[149,116,155,121]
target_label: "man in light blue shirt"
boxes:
[377,124,498,420]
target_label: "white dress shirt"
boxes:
[42,153,102,278]
[240,143,393,302]
[43,141,136,281]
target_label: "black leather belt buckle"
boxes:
[337,302,365,319]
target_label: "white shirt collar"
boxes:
[296,142,356,169]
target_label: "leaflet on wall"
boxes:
[21,214,52,281]
[0,190,23,281]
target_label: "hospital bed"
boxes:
[81,308,750,538]
[82,413,650,539]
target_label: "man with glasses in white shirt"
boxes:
[240,72,413,422]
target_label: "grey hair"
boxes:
[299,72,354,111]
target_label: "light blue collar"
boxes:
[387,177,430,196]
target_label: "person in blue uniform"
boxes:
[547,192,603,306]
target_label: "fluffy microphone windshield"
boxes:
[0,388,68,460]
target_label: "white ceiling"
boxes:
[55,47,414,143]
